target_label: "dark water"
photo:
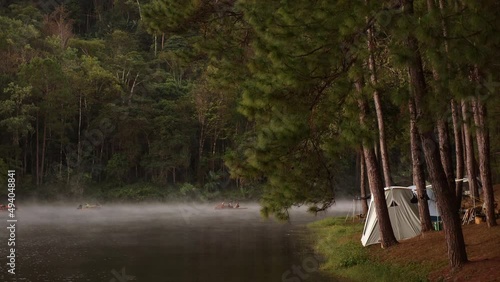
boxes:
[0,203,343,282]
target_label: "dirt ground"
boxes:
[370,184,500,282]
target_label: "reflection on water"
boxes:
[0,203,346,282]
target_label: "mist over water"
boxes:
[0,202,351,282]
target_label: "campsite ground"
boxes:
[310,184,500,282]
[378,215,500,281]
[389,183,500,281]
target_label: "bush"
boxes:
[105,154,129,183]
[104,182,167,201]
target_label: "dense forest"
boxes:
[0,0,258,201]
[1,0,500,267]
[0,0,367,202]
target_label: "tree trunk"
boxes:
[66,152,71,185]
[366,19,391,187]
[362,136,398,249]
[23,136,28,175]
[78,94,82,166]
[357,84,398,248]
[409,98,433,232]
[427,0,454,193]
[198,124,206,183]
[461,100,479,200]
[360,149,369,216]
[36,113,39,186]
[154,34,157,57]
[211,135,217,171]
[127,73,140,106]
[59,137,63,179]
[437,118,455,192]
[173,167,176,184]
[356,150,360,190]
[136,0,142,20]
[451,100,464,210]
[472,98,497,227]
[402,0,467,269]
[40,119,47,185]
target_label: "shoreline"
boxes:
[308,216,500,281]
[308,217,431,282]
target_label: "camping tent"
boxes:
[408,185,440,222]
[361,186,421,247]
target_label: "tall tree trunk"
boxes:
[403,0,467,269]
[437,118,455,191]
[461,100,479,201]
[409,98,433,232]
[198,124,206,183]
[366,18,391,187]
[36,113,39,186]
[66,154,71,185]
[154,34,157,57]
[40,119,47,185]
[78,94,82,165]
[59,138,63,179]
[356,150,360,190]
[127,73,140,106]
[427,0,454,192]
[451,100,464,209]
[173,167,176,184]
[472,98,497,227]
[360,149,369,216]
[361,128,398,249]
[59,108,63,179]
[357,82,398,248]
[136,0,142,20]
[211,136,217,171]
[23,136,28,175]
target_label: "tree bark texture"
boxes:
[403,0,468,269]
[366,23,392,187]
[472,98,497,227]
[360,150,369,216]
[437,118,455,193]
[409,98,433,232]
[461,100,479,200]
[357,92,398,249]
[451,100,464,210]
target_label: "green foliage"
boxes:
[228,0,370,218]
[0,0,498,211]
[0,83,37,145]
[142,0,206,33]
[105,182,168,201]
[179,182,198,197]
[105,153,129,183]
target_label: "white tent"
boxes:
[361,186,421,247]
[409,185,440,221]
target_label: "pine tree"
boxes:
[357,80,398,248]
[398,0,468,269]
[408,97,433,232]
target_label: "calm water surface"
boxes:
[0,203,345,282]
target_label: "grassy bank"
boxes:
[308,217,433,282]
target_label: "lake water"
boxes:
[0,203,346,282]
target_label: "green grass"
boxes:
[308,217,432,282]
